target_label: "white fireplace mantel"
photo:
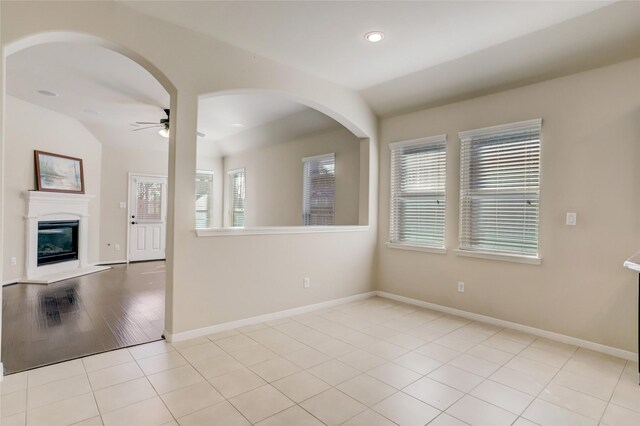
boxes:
[23,191,109,284]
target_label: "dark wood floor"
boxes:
[2,261,165,374]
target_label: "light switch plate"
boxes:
[119,202,127,209]
[566,212,577,226]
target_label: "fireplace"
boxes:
[37,220,79,266]
[24,191,109,284]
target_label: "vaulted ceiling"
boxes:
[6,43,340,154]
[5,1,640,155]
[121,1,640,115]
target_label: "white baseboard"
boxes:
[2,279,19,286]
[376,291,637,361]
[94,260,128,266]
[165,291,377,342]
[0,363,3,380]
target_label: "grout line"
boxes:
[429,332,536,420]
[597,359,627,425]
[516,343,593,423]
[8,296,634,426]
[79,355,103,426]
[127,346,177,424]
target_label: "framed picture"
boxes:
[34,150,85,194]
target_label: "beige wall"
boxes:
[1,1,378,340]
[1,1,6,366]
[377,58,640,352]
[3,95,103,282]
[100,148,225,262]
[222,126,361,227]
[99,144,168,262]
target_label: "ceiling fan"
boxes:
[134,109,205,138]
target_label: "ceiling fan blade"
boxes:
[136,121,160,125]
[133,125,162,131]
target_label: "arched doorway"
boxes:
[1,33,177,374]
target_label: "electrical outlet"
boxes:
[115,244,121,251]
[566,212,577,226]
[303,277,310,289]
[457,281,465,293]
[10,256,17,266]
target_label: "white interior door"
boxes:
[128,174,167,262]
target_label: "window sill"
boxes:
[386,242,446,254]
[195,226,369,237]
[454,249,541,265]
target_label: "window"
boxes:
[228,169,245,227]
[135,181,163,222]
[389,135,447,248]
[303,153,335,226]
[459,119,541,257]
[195,171,213,229]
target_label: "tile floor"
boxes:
[0,296,638,426]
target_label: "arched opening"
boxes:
[195,90,371,231]
[1,33,177,374]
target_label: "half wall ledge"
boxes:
[195,226,370,237]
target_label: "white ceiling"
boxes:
[121,0,640,116]
[7,42,342,156]
[6,2,639,151]
[197,94,343,157]
[121,0,609,90]
[199,104,343,157]
[363,1,640,116]
[6,42,171,152]
[197,94,307,141]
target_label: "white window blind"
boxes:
[389,135,447,247]
[195,171,213,229]
[459,119,541,257]
[229,169,245,227]
[135,181,163,222]
[303,153,335,226]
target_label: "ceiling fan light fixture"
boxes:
[158,127,170,138]
[365,31,384,43]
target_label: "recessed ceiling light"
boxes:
[37,90,59,97]
[365,31,384,43]
[231,123,245,128]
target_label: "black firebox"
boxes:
[37,220,79,266]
